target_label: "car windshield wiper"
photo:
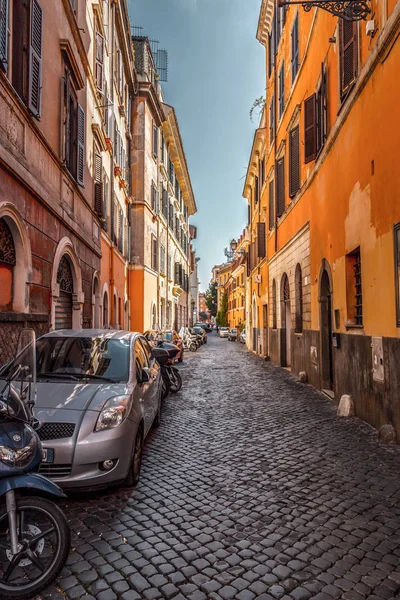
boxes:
[72,373,118,383]
[38,372,79,381]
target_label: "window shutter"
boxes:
[269,96,275,146]
[254,175,259,204]
[28,0,43,119]
[96,32,104,92]
[153,125,158,157]
[257,222,266,259]
[103,176,109,231]
[304,94,316,163]
[124,218,128,259]
[268,180,274,230]
[94,151,103,217]
[276,157,285,218]
[340,21,358,98]
[291,15,299,83]
[0,0,9,72]
[289,125,300,197]
[118,208,123,252]
[113,198,118,244]
[76,104,85,186]
[279,62,284,117]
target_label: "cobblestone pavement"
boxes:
[41,334,400,600]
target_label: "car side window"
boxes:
[135,340,149,381]
[138,338,152,365]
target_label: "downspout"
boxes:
[110,0,116,325]
[274,0,278,254]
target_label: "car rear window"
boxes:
[34,337,130,382]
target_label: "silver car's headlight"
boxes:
[0,438,37,468]
[95,395,132,432]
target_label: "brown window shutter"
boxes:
[268,180,274,230]
[28,0,43,119]
[94,151,103,217]
[257,222,266,258]
[276,157,285,218]
[289,125,300,197]
[96,32,104,92]
[304,94,316,163]
[77,104,85,186]
[340,21,358,98]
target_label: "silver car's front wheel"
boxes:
[123,427,143,488]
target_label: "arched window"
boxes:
[103,291,108,327]
[272,279,277,329]
[295,264,303,333]
[0,218,16,310]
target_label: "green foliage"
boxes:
[205,281,218,317]
[216,291,228,327]
[250,95,266,122]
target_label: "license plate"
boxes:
[42,449,54,463]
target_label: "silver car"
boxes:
[218,327,229,338]
[29,330,162,491]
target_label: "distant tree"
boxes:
[205,281,218,317]
[199,311,209,322]
[216,291,228,327]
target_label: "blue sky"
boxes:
[128,0,264,291]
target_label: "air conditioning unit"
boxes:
[254,274,262,283]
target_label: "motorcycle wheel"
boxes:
[0,496,70,600]
[189,343,197,352]
[169,367,182,393]
[161,373,170,399]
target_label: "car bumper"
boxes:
[36,408,137,491]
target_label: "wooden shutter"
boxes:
[153,125,158,157]
[124,219,128,258]
[77,104,85,186]
[254,175,259,204]
[257,222,266,259]
[0,0,9,72]
[304,94,316,163]
[276,157,285,218]
[118,208,123,252]
[28,0,43,119]
[289,126,300,198]
[96,32,104,92]
[269,97,275,146]
[103,176,109,231]
[340,20,358,98]
[94,151,103,217]
[291,15,299,82]
[268,180,274,230]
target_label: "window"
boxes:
[151,236,158,271]
[168,158,175,185]
[395,224,400,326]
[259,157,265,189]
[304,94,316,164]
[0,0,9,73]
[152,124,158,158]
[257,222,266,259]
[11,0,43,119]
[95,31,104,92]
[340,20,358,99]
[272,279,277,329]
[268,180,275,230]
[277,5,286,41]
[291,14,299,84]
[161,133,165,163]
[276,156,285,218]
[268,14,276,78]
[63,68,85,185]
[175,178,180,201]
[169,202,174,229]
[160,245,165,274]
[118,207,123,253]
[151,183,158,212]
[289,125,300,198]
[295,264,303,333]
[278,62,285,118]
[254,175,259,205]
[346,247,363,327]
[162,188,168,219]
[94,145,103,218]
[102,172,109,232]
[168,255,172,280]
[269,96,275,146]
[316,65,328,155]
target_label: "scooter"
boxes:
[0,329,70,599]
[153,342,183,397]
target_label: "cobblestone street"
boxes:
[42,333,400,600]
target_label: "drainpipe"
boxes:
[274,0,278,254]
[110,0,116,326]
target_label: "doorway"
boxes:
[263,304,268,357]
[281,274,291,367]
[320,269,334,392]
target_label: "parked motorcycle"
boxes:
[181,331,198,353]
[0,329,70,599]
[153,342,183,396]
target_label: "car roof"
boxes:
[41,329,141,341]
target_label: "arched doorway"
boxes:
[93,276,100,328]
[103,291,108,327]
[320,268,334,392]
[55,256,73,329]
[0,218,16,310]
[281,274,291,367]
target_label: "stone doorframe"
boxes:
[51,237,84,330]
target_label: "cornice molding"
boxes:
[257,0,275,46]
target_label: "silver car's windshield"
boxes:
[2,337,131,383]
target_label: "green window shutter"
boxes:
[268,180,274,230]
[276,157,285,218]
[304,94,316,163]
[289,125,300,198]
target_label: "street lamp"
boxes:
[277,0,371,21]
[224,239,238,262]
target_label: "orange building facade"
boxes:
[246,1,400,436]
